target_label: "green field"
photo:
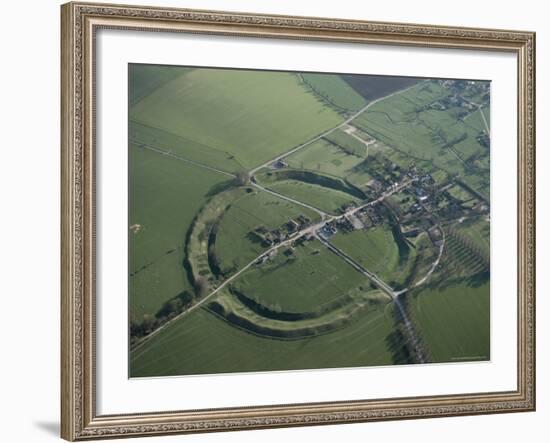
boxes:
[409,282,490,362]
[129,145,227,318]
[130,68,343,170]
[301,73,367,112]
[331,226,400,281]
[231,239,370,313]
[130,301,408,377]
[285,139,366,179]
[215,190,320,273]
[324,128,371,157]
[268,180,361,214]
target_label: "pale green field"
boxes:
[130,68,343,170]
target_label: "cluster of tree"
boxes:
[234,171,250,186]
[447,226,490,271]
[130,289,195,345]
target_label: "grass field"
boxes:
[215,190,320,273]
[324,128,371,157]
[301,73,367,112]
[231,239,371,313]
[129,145,227,318]
[285,139,365,179]
[130,300,407,377]
[268,180,361,214]
[464,106,490,133]
[409,281,490,362]
[130,67,343,170]
[330,226,401,283]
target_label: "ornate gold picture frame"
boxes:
[61,1,535,440]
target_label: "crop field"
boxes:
[301,73,367,112]
[409,281,490,362]
[129,66,491,377]
[231,239,370,313]
[130,68,343,170]
[129,145,227,318]
[214,190,320,273]
[130,300,409,377]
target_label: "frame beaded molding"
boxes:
[61,2,535,440]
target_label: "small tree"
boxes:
[235,171,250,186]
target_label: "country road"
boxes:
[249,81,425,176]
[316,234,428,364]
[251,181,328,219]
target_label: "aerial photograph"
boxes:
[128,64,491,377]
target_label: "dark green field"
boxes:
[409,282,490,362]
